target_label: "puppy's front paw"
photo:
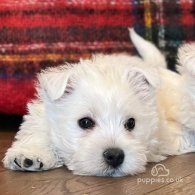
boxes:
[13,156,44,171]
[147,153,167,163]
[3,149,58,171]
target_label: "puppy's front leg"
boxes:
[3,102,63,171]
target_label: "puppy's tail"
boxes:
[129,28,167,69]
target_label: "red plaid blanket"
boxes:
[0,0,195,115]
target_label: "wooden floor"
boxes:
[1,127,195,195]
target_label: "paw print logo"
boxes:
[151,163,170,177]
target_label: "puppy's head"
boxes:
[38,54,159,177]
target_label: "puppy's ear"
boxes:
[177,43,195,75]
[127,68,159,101]
[38,65,74,101]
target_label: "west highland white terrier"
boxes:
[3,29,195,177]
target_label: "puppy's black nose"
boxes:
[103,148,124,168]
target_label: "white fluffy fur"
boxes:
[3,29,195,177]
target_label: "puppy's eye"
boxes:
[124,118,135,131]
[78,117,95,129]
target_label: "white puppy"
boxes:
[3,29,195,177]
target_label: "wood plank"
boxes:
[146,173,195,195]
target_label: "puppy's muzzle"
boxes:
[103,148,124,168]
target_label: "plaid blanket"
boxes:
[0,0,195,115]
